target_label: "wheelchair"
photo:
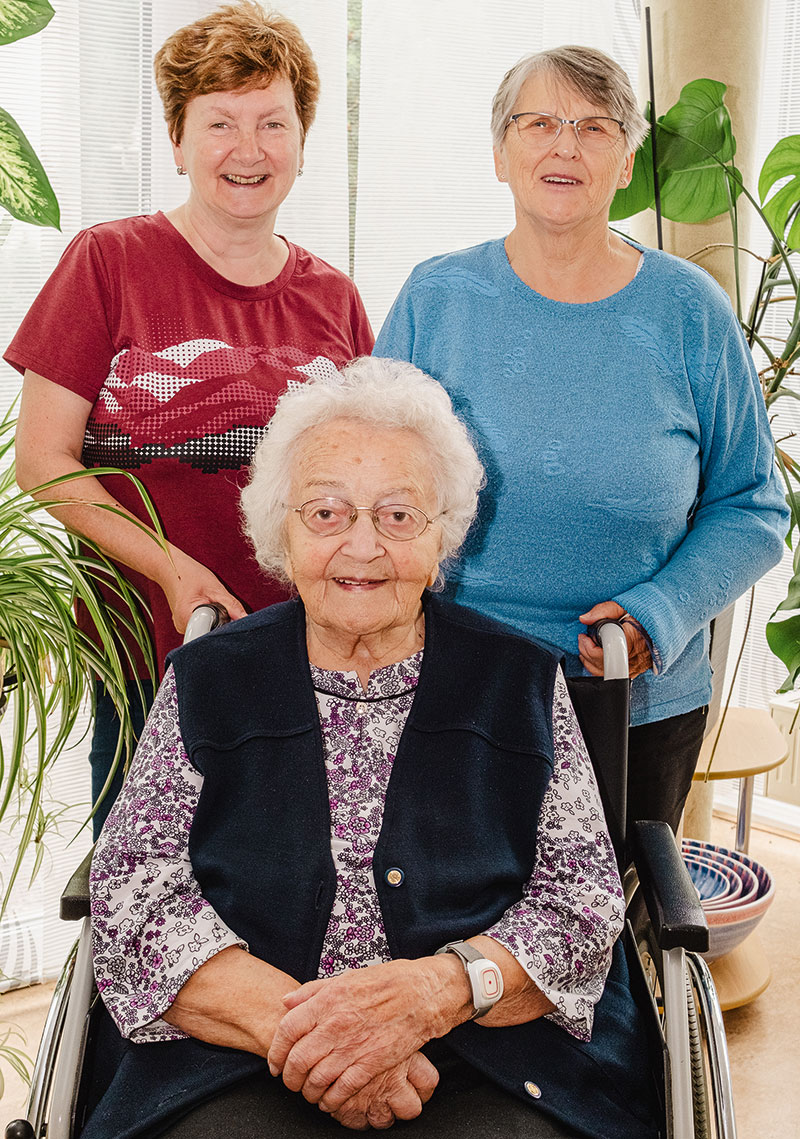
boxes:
[5,615,736,1139]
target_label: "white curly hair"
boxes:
[241,356,486,588]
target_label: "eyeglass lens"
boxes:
[298,498,430,540]
[513,113,622,149]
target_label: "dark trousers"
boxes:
[162,1044,581,1138]
[89,678,154,838]
[626,705,708,836]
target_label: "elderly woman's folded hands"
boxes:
[268,956,471,1108]
[268,936,552,1128]
[325,1053,440,1131]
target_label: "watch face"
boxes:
[480,964,502,1000]
[471,959,503,1011]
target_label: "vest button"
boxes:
[385,868,405,887]
[524,1081,542,1099]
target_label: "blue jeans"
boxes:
[89,679,154,838]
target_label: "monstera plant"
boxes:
[612,79,800,691]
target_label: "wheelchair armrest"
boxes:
[59,846,94,921]
[632,820,709,953]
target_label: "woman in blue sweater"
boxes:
[375,44,789,835]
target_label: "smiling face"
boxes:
[494,71,634,236]
[172,78,303,227]
[284,419,442,652]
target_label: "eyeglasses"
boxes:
[506,112,624,150]
[289,497,441,541]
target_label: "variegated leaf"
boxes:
[0,105,60,228]
[0,0,54,45]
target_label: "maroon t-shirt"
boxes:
[5,211,374,674]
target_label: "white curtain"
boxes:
[354,0,640,331]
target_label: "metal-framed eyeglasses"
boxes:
[289,497,442,541]
[506,112,624,150]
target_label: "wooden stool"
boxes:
[684,706,787,853]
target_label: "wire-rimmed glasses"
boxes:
[506,112,624,150]
[290,497,441,541]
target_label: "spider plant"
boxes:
[0,410,159,913]
[611,80,800,690]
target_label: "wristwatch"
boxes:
[435,940,504,1019]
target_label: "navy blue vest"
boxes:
[82,596,660,1139]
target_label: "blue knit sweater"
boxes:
[374,238,789,726]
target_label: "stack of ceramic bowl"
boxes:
[681,838,775,962]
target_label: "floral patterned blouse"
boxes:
[91,655,623,1047]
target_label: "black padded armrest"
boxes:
[632,820,709,952]
[59,846,94,922]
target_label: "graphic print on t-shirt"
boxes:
[82,338,339,474]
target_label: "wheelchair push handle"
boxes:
[184,603,230,644]
[586,618,629,681]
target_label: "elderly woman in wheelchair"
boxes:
[79,357,663,1139]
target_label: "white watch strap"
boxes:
[435,940,504,1018]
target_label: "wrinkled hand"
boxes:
[578,601,653,679]
[330,1051,439,1131]
[158,546,247,633]
[268,958,465,1113]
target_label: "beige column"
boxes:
[629,0,768,306]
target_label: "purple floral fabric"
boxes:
[91,658,622,1045]
[485,669,624,1037]
[312,654,421,976]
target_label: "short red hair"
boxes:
[154,2,319,144]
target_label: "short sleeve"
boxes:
[4,227,117,401]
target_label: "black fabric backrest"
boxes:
[565,676,630,870]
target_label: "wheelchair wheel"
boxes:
[686,971,711,1139]
[633,912,736,1139]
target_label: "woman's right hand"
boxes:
[330,1051,439,1131]
[157,545,247,633]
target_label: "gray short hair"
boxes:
[241,357,486,587]
[490,44,649,153]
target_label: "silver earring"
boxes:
[297,167,304,177]
[176,165,187,175]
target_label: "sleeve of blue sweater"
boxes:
[613,309,788,674]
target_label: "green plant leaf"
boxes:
[0,106,59,227]
[610,130,655,220]
[660,163,743,224]
[0,0,54,45]
[610,82,740,224]
[657,79,736,171]
[758,136,800,249]
[766,612,800,689]
[758,134,800,200]
[774,570,800,613]
[651,80,741,223]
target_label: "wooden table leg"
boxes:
[735,775,755,854]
